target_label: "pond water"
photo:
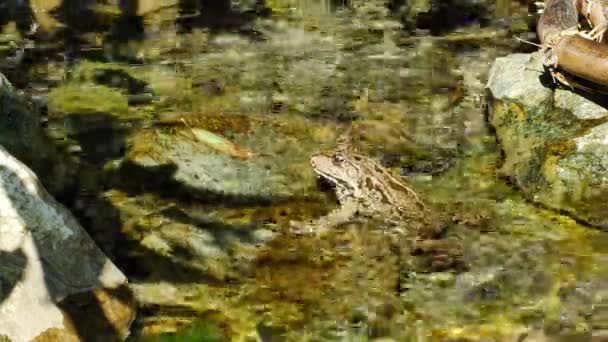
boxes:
[1,0,606,341]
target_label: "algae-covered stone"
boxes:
[486,52,608,229]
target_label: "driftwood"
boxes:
[537,0,608,92]
[575,0,608,42]
[537,0,579,44]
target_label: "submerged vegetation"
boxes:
[136,320,224,342]
[0,0,606,341]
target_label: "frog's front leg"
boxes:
[289,200,359,235]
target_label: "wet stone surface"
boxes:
[0,0,606,341]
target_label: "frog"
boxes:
[292,138,448,238]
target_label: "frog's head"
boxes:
[310,151,363,200]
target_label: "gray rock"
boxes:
[138,140,293,197]
[486,52,608,229]
[0,146,134,341]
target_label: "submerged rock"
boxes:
[0,146,135,341]
[486,52,608,229]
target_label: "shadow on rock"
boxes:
[57,286,136,342]
[62,112,131,165]
[78,158,298,285]
[176,0,269,39]
[29,0,146,64]
[161,205,259,246]
[48,0,118,62]
[111,159,292,207]
[415,0,492,35]
[0,248,26,304]
[0,0,36,36]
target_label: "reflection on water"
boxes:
[1,0,607,341]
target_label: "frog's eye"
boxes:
[332,154,345,164]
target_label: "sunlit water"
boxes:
[1,0,606,341]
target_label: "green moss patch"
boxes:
[47,83,129,117]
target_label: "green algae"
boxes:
[136,319,224,342]
[47,83,129,117]
[491,99,584,143]
[265,0,295,15]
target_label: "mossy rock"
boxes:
[487,52,608,229]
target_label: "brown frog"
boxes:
[293,141,447,237]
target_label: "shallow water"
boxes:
[1,0,606,341]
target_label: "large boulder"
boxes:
[486,52,608,229]
[0,145,135,342]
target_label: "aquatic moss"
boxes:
[538,150,608,227]
[492,99,582,142]
[265,0,293,15]
[47,83,129,117]
[137,320,223,342]
[546,139,577,157]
